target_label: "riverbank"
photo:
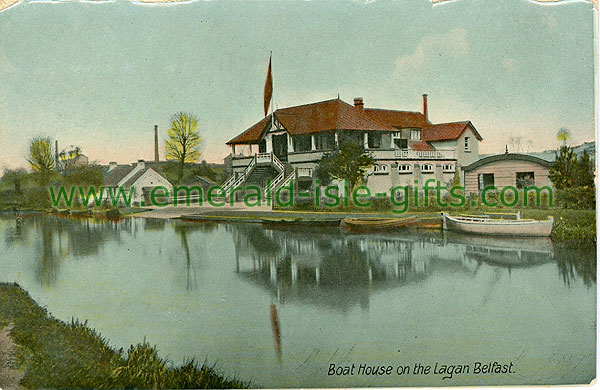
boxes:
[0,283,247,389]
[134,204,596,246]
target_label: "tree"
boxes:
[556,127,570,145]
[165,112,202,183]
[575,151,594,188]
[1,168,28,194]
[315,143,374,191]
[549,145,595,209]
[549,145,579,190]
[58,145,82,172]
[27,137,55,185]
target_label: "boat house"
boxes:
[462,153,552,195]
[225,95,483,196]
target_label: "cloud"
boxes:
[394,28,469,74]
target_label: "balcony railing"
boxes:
[297,167,313,177]
[368,149,455,160]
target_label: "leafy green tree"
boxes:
[165,112,202,183]
[315,143,374,190]
[1,168,28,194]
[27,137,56,185]
[192,160,218,182]
[549,145,579,189]
[550,145,595,209]
[575,151,594,188]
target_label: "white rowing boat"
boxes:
[441,212,553,237]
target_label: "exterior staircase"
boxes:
[220,153,296,201]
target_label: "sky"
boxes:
[0,0,596,169]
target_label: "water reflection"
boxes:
[230,224,595,311]
[0,215,595,294]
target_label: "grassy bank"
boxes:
[0,283,247,389]
[275,197,595,245]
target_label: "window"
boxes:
[392,132,408,149]
[516,172,535,189]
[411,129,421,140]
[293,135,312,152]
[421,164,433,173]
[368,133,382,149]
[373,164,389,174]
[315,132,335,150]
[464,137,470,152]
[478,173,495,190]
[442,164,454,172]
[394,138,408,149]
[398,164,412,174]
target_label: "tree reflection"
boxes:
[555,244,596,288]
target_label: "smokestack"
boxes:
[55,140,59,170]
[422,94,428,121]
[354,97,364,111]
[154,125,159,162]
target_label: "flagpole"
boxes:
[270,51,274,130]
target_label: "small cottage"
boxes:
[103,159,173,206]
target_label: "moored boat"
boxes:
[441,212,553,237]
[261,218,341,227]
[341,216,419,231]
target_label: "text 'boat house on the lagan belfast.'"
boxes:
[224,95,482,196]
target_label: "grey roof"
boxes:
[104,165,135,186]
[462,153,552,172]
[121,169,147,188]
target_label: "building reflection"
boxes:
[230,224,563,311]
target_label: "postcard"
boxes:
[0,0,596,388]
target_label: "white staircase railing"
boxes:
[264,169,296,198]
[222,153,289,200]
[222,154,258,197]
[271,153,285,172]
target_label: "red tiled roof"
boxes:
[422,121,483,142]
[227,115,271,145]
[363,109,430,128]
[227,99,394,145]
[410,140,434,151]
[227,100,482,145]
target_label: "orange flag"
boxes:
[263,55,273,117]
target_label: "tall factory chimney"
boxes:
[55,140,59,170]
[154,125,159,162]
[422,94,428,122]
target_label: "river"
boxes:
[0,214,595,387]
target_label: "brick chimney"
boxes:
[154,125,159,162]
[108,161,117,171]
[354,97,364,111]
[422,94,428,121]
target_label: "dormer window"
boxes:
[392,132,408,149]
[410,129,421,140]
